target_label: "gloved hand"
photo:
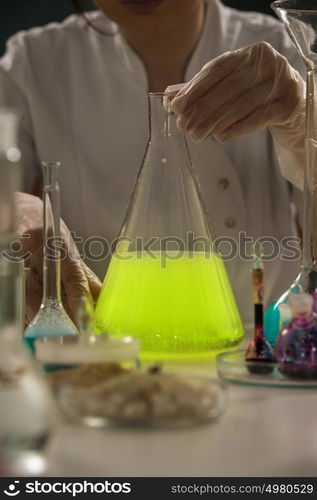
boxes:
[14,192,102,326]
[167,41,306,189]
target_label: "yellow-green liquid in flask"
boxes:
[95,252,244,360]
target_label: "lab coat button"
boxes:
[225,217,237,228]
[218,178,229,190]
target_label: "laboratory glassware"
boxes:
[95,92,244,360]
[0,255,54,476]
[274,293,317,378]
[0,109,21,250]
[265,0,317,344]
[245,255,275,374]
[0,109,23,335]
[23,162,78,351]
[0,113,54,474]
[76,295,96,343]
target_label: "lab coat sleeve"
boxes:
[0,33,40,193]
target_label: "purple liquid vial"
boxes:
[274,294,317,379]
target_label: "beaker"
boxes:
[95,92,244,360]
[265,1,317,344]
[23,162,78,351]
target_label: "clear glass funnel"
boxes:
[272,0,317,70]
[95,93,244,361]
[265,1,317,344]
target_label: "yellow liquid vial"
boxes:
[95,252,244,360]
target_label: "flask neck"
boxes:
[291,314,316,330]
[302,70,317,272]
[254,303,264,340]
[41,162,62,304]
[148,93,182,140]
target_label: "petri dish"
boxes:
[35,334,140,365]
[35,336,227,428]
[216,349,317,389]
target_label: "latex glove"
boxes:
[14,192,102,326]
[167,41,306,189]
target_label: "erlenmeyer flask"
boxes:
[95,92,244,360]
[265,1,317,345]
[23,162,78,352]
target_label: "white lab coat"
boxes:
[0,0,305,325]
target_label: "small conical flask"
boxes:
[274,293,317,379]
[265,1,317,345]
[23,162,78,352]
[95,92,244,360]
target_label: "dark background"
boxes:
[1,1,275,56]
